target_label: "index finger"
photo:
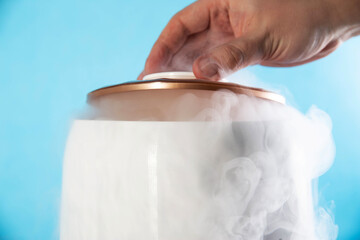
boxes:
[143,0,211,75]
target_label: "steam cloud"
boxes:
[60,72,338,240]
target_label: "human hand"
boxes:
[138,0,360,80]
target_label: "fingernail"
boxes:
[198,57,220,80]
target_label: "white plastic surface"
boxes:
[143,71,196,80]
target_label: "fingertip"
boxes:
[193,55,221,81]
[137,70,145,80]
[144,42,171,75]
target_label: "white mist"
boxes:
[60,79,337,240]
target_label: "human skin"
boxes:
[138,0,360,81]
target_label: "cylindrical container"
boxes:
[60,72,334,240]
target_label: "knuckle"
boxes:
[219,44,246,70]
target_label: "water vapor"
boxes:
[60,72,337,240]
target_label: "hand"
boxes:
[138,0,360,80]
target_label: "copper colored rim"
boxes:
[87,79,285,104]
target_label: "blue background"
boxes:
[0,0,359,239]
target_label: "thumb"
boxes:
[193,36,263,81]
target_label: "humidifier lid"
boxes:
[87,72,285,104]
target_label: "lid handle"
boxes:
[143,71,196,80]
